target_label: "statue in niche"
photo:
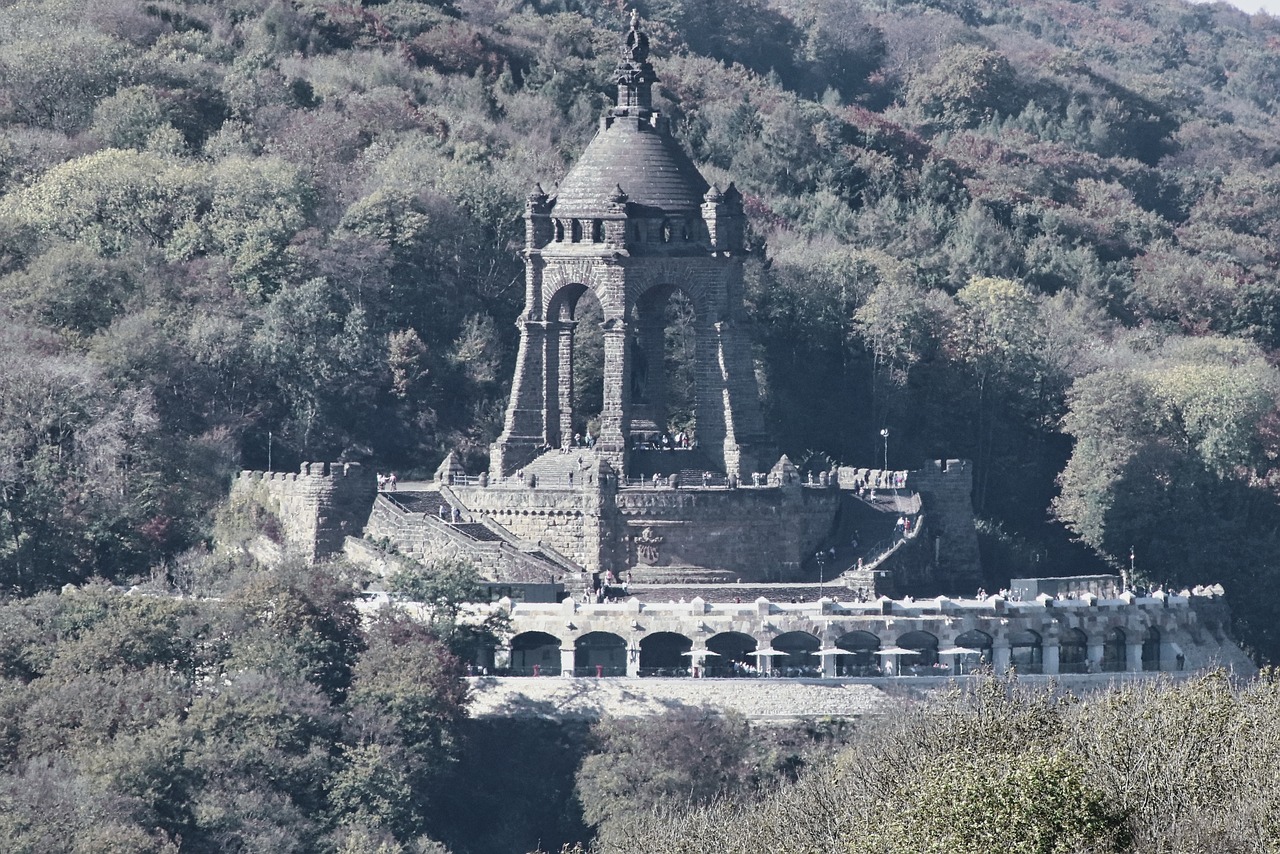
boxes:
[630,340,648,403]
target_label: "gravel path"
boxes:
[466,676,927,720]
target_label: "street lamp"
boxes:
[879,427,890,471]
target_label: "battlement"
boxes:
[230,462,376,563]
[237,461,368,482]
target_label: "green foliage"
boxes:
[0,561,472,851]
[386,559,507,659]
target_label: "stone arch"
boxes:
[1008,628,1043,675]
[897,630,939,669]
[707,631,756,667]
[510,631,561,676]
[1060,628,1088,674]
[629,282,702,440]
[554,220,564,242]
[1103,626,1126,672]
[570,219,583,242]
[575,631,626,676]
[772,631,820,674]
[1142,625,1161,671]
[638,631,692,674]
[835,629,881,675]
[954,629,992,674]
[591,219,604,242]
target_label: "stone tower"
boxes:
[490,13,772,480]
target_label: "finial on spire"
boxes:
[610,184,629,205]
[624,9,649,63]
[612,9,657,114]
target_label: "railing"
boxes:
[572,665,627,677]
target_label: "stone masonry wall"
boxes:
[612,484,839,582]
[362,496,564,583]
[452,485,605,571]
[231,462,376,563]
[906,459,981,587]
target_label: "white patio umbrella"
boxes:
[937,646,981,656]
[680,649,720,657]
[816,646,855,656]
[751,646,786,657]
[874,646,915,656]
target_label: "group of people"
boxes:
[632,429,693,451]
[376,472,398,490]
[437,504,462,524]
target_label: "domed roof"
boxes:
[554,115,710,214]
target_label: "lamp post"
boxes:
[268,430,273,472]
[816,550,827,599]
[879,427,890,471]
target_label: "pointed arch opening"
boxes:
[835,630,882,677]
[629,284,701,465]
[954,629,992,675]
[772,631,820,676]
[1103,627,1127,672]
[510,631,562,676]
[1060,628,1088,674]
[574,631,626,676]
[897,630,939,674]
[639,631,692,676]
[1142,625,1161,671]
[1009,629,1043,675]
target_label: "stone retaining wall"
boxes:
[231,462,375,563]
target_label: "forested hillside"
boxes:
[4,0,1280,653]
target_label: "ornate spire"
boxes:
[612,10,657,115]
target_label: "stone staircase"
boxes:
[625,448,726,485]
[368,490,580,582]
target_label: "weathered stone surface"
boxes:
[230,462,375,563]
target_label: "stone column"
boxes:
[557,320,577,445]
[1042,642,1060,676]
[626,644,641,678]
[559,646,576,677]
[1126,642,1144,673]
[1087,641,1104,673]
[598,319,629,473]
[544,320,562,447]
[491,319,550,476]
[822,653,835,679]
[495,645,513,671]
[992,640,1011,673]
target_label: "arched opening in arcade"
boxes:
[835,630,881,677]
[629,284,700,456]
[1009,629,1043,675]
[1103,627,1127,672]
[706,631,757,676]
[771,631,820,676]
[575,631,626,676]
[510,631,562,676]
[639,631,692,676]
[896,631,939,675]
[952,629,992,675]
[1142,625,1161,671]
[1060,628,1088,674]
[553,285,604,445]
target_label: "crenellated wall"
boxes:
[230,462,376,563]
